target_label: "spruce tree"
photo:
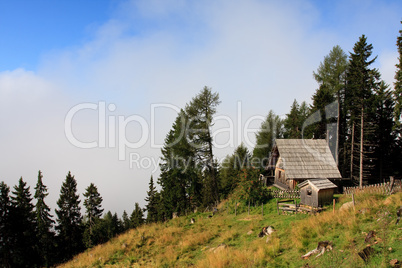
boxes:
[309,84,336,139]
[394,20,402,127]
[313,45,348,171]
[130,202,144,228]
[0,181,13,268]
[185,86,221,205]
[252,110,283,168]
[154,191,166,222]
[346,35,380,185]
[112,212,122,235]
[34,171,55,266]
[284,100,310,138]
[145,176,158,223]
[220,144,252,198]
[122,210,130,231]
[11,177,39,267]
[102,211,121,239]
[159,110,200,217]
[103,211,114,238]
[83,183,104,248]
[372,81,398,180]
[55,171,83,261]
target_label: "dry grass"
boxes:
[59,191,402,268]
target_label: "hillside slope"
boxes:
[60,191,402,267]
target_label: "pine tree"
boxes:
[0,181,14,268]
[313,45,348,95]
[313,45,348,171]
[394,20,402,127]
[145,176,158,223]
[112,212,122,235]
[55,171,83,261]
[122,210,130,231]
[309,84,336,139]
[102,211,121,239]
[130,203,144,228]
[284,100,310,138]
[83,183,104,248]
[103,211,114,238]
[252,110,283,168]
[372,81,398,180]
[220,144,252,198]
[34,171,55,266]
[154,191,166,222]
[10,177,39,267]
[185,86,221,205]
[346,35,380,185]
[159,110,200,217]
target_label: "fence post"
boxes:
[333,199,335,214]
[276,199,279,215]
[390,176,395,194]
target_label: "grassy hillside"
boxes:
[60,191,402,267]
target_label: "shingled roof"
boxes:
[269,139,342,180]
[298,179,338,190]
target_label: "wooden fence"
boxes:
[269,189,300,199]
[343,179,402,195]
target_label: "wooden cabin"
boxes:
[298,179,337,208]
[266,139,342,190]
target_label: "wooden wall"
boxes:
[300,186,334,208]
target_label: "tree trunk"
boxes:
[350,123,355,180]
[359,107,364,189]
[336,93,340,166]
[207,128,219,203]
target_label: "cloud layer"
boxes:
[0,0,401,216]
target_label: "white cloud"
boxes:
[1,0,401,216]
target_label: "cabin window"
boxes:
[307,189,312,196]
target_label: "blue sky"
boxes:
[0,0,401,216]
[0,0,116,70]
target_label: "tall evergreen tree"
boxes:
[284,100,310,138]
[309,84,336,139]
[34,171,55,266]
[154,191,166,222]
[252,110,283,168]
[391,20,402,178]
[0,181,14,268]
[122,210,130,231]
[145,176,158,223]
[112,212,123,234]
[346,35,380,186]
[372,81,398,180]
[185,86,221,205]
[55,171,83,261]
[313,45,348,95]
[102,211,121,239]
[159,110,200,217]
[102,211,114,239]
[83,183,104,248]
[220,144,252,198]
[313,45,348,171]
[394,20,402,127]
[10,177,39,267]
[130,203,144,228]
